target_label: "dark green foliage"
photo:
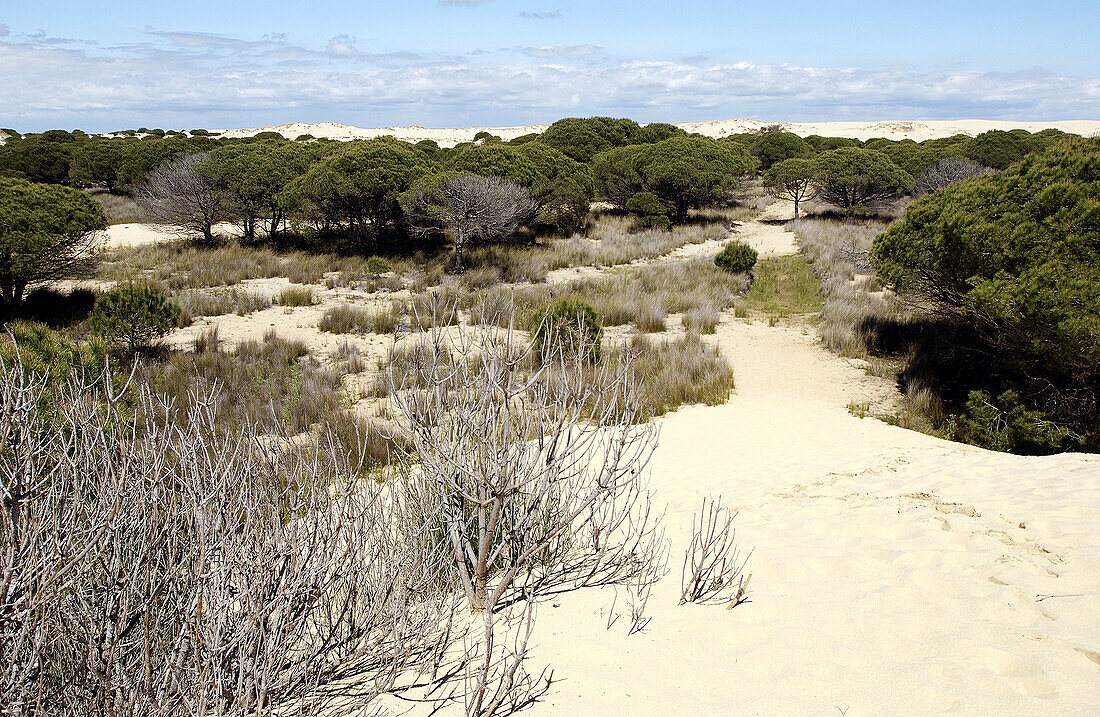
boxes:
[714,241,758,274]
[624,191,670,229]
[864,138,938,176]
[763,158,816,217]
[537,116,643,163]
[874,138,1100,452]
[0,320,107,386]
[964,129,1030,170]
[0,135,73,184]
[751,131,811,171]
[200,141,313,242]
[943,390,1075,454]
[0,177,107,305]
[533,296,603,362]
[813,148,912,210]
[804,135,861,152]
[294,134,315,142]
[595,136,756,222]
[253,131,286,141]
[88,283,181,353]
[635,122,686,144]
[446,142,593,233]
[285,138,434,252]
[365,256,391,276]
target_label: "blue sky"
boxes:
[2,0,1098,132]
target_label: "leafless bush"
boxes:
[406,174,539,272]
[384,309,666,615]
[135,153,227,245]
[680,496,751,606]
[0,355,453,717]
[913,157,994,196]
[457,603,550,717]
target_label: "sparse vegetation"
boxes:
[743,255,823,318]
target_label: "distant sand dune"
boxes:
[200,118,1100,147]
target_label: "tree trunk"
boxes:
[454,227,466,273]
[794,197,800,218]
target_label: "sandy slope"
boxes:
[198,118,1100,147]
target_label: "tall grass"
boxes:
[792,218,911,358]
[277,286,316,307]
[612,333,735,419]
[176,287,271,325]
[318,303,401,335]
[90,192,148,224]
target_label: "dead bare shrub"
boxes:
[680,496,751,606]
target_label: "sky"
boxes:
[2,0,1098,132]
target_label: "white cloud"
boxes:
[522,44,600,60]
[519,10,561,20]
[0,31,1096,131]
[0,25,9,38]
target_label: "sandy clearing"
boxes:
[102,222,240,249]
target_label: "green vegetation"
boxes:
[532,296,603,361]
[88,283,181,353]
[763,158,816,217]
[714,241,758,274]
[318,303,400,335]
[874,138,1099,452]
[276,286,317,306]
[0,177,107,306]
[812,148,912,211]
[744,255,824,317]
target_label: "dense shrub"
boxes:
[88,283,180,353]
[533,296,603,362]
[366,255,391,276]
[625,191,671,229]
[714,241,758,274]
[873,138,1100,452]
[813,148,912,210]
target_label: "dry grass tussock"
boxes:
[176,287,271,324]
[792,218,912,358]
[544,215,730,272]
[103,242,395,291]
[612,333,735,419]
[318,303,401,335]
[462,258,749,334]
[91,191,149,224]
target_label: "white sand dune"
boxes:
[205,118,1100,147]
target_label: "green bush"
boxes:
[533,296,603,362]
[874,138,1100,452]
[943,390,1075,454]
[276,286,316,307]
[624,191,671,230]
[714,241,758,274]
[365,256,391,277]
[88,284,180,353]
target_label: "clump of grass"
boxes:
[611,333,735,419]
[743,255,823,317]
[682,306,721,334]
[334,340,368,374]
[176,287,271,324]
[277,286,316,307]
[141,331,345,435]
[792,218,912,358]
[406,288,461,330]
[847,401,870,418]
[561,258,749,331]
[91,192,148,224]
[318,303,400,335]
[318,411,408,479]
[543,217,729,271]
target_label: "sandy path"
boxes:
[512,208,1100,716]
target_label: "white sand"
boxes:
[199,118,1100,147]
[376,205,1100,715]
